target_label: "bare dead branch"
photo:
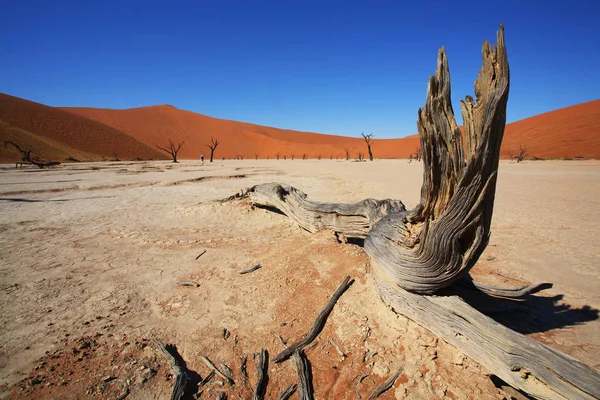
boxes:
[273,276,353,363]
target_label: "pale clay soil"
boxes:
[0,159,598,399]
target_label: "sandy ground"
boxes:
[0,159,598,399]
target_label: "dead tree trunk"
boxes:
[156,138,184,163]
[361,133,374,161]
[224,26,600,399]
[207,137,220,163]
[4,141,61,168]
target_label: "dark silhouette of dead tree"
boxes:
[517,145,527,162]
[361,133,374,161]
[291,154,295,160]
[413,146,422,162]
[302,154,306,160]
[344,148,350,160]
[357,152,364,161]
[276,152,281,160]
[255,154,259,160]
[156,138,184,163]
[3,141,61,168]
[223,26,600,399]
[206,137,220,163]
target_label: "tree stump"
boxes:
[225,26,600,399]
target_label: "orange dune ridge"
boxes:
[0,93,163,163]
[1,91,599,163]
[502,99,600,159]
[62,104,419,161]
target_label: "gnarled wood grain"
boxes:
[223,25,600,399]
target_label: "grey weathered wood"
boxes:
[372,267,600,399]
[239,264,262,274]
[175,281,200,287]
[253,349,269,400]
[234,183,405,240]
[277,383,298,400]
[367,369,402,399]
[365,25,511,295]
[291,351,315,400]
[273,276,353,363]
[199,355,234,386]
[154,339,189,400]
[223,25,600,399]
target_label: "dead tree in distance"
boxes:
[413,146,422,162]
[517,145,527,162]
[4,141,61,168]
[224,26,600,399]
[156,138,184,163]
[206,137,220,162]
[344,148,350,160]
[276,152,281,160]
[361,133,374,161]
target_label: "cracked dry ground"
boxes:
[1,160,599,399]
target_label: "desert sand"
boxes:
[0,159,598,399]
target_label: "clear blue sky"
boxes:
[1,0,599,138]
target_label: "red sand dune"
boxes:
[502,100,600,159]
[1,91,599,163]
[0,93,164,163]
[62,104,419,161]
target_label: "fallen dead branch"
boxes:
[175,281,200,287]
[199,370,215,387]
[195,250,207,260]
[277,383,298,400]
[199,355,234,386]
[273,276,353,363]
[367,369,402,399]
[239,264,262,275]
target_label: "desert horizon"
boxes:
[2,92,599,165]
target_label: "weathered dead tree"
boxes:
[357,152,364,162]
[345,148,350,160]
[361,133,374,161]
[276,152,281,160]
[291,154,295,160]
[207,137,220,162]
[517,145,527,162]
[157,138,184,163]
[4,141,61,168]
[413,146,422,162]
[224,26,600,399]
